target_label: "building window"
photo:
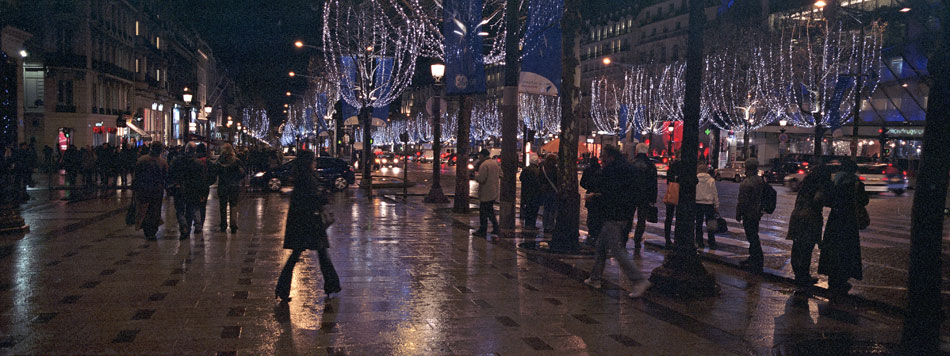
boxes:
[156,69,161,82]
[57,80,74,106]
[135,59,139,73]
[135,21,139,36]
[155,36,160,49]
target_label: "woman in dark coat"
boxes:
[818,159,868,295]
[786,164,831,286]
[275,151,341,303]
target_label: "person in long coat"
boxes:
[786,164,832,286]
[818,159,868,295]
[133,142,168,240]
[275,151,341,303]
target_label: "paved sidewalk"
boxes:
[0,187,922,355]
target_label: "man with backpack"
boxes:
[736,158,775,272]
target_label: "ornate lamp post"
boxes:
[424,61,449,204]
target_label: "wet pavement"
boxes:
[0,180,929,355]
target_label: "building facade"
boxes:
[5,0,232,151]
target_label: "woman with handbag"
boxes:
[786,165,832,286]
[818,159,868,296]
[275,151,341,303]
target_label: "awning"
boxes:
[343,116,387,127]
[126,122,152,140]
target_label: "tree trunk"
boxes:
[711,127,721,169]
[498,0,521,229]
[813,124,825,157]
[649,0,718,298]
[902,10,950,353]
[550,0,581,253]
[424,88,449,204]
[359,106,373,198]
[453,96,473,213]
[742,125,750,160]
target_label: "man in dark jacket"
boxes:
[736,158,765,271]
[583,145,652,299]
[169,142,207,240]
[580,157,603,246]
[133,142,168,240]
[62,145,81,187]
[192,143,212,233]
[629,144,658,250]
[539,154,559,233]
[214,143,244,233]
[519,156,542,231]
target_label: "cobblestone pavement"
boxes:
[0,184,921,355]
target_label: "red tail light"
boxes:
[802,162,809,166]
[859,176,866,181]
[797,170,805,174]
[903,171,907,176]
[882,170,886,174]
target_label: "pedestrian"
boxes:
[133,142,168,240]
[63,145,81,187]
[694,161,720,250]
[214,143,244,233]
[42,145,53,173]
[96,143,115,190]
[736,158,766,271]
[275,151,341,303]
[539,154,559,234]
[818,159,868,296]
[663,154,683,249]
[520,156,542,231]
[168,142,206,240]
[473,149,501,237]
[787,164,832,286]
[192,143,212,232]
[630,143,658,251]
[583,145,652,298]
[580,156,603,246]
[119,144,137,187]
[81,146,97,189]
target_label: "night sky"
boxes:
[173,0,323,120]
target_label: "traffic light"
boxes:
[878,127,889,142]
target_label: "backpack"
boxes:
[761,178,777,214]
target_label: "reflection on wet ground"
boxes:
[0,187,921,355]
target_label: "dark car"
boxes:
[251,157,355,192]
[764,162,807,184]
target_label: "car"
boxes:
[715,161,746,182]
[764,162,808,184]
[251,157,355,192]
[857,163,908,195]
[377,153,400,168]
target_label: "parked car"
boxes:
[715,161,746,182]
[764,162,808,184]
[251,157,355,192]
[857,163,908,195]
[377,152,399,168]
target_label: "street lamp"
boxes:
[204,105,212,114]
[667,125,675,158]
[814,0,827,9]
[424,60,449,204]
[285,91,292,97]
[182,87,193,104]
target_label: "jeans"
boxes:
[791,239,817,280]
[477,200,498,234]
[694,204,716,246]
[664,203,676,244]
[276,248,341,296]
[522,195,540,229]
[589,220,644,282]
[219,190,240,229]
[742,216,763,265]
[630,203,648,246]
[541,193,558,232]
[174,196,201,237]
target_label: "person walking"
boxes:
[63,145,81,188]
[663,155,683,249]
[580,157,603,246]
[42,145,53,174]
[168,143,206,240]
[818,159,868,296]
[630,144,658,251]
[583,145,652,298]
[474,149,501,237]
[133,142,168,240]
[787,164,832,285]
[736,158,766,271]
[80,146,97,189]
[214,144,244,233]
[694,161,720,250]
[275,151,341,303]
[539,154,559,234]
[192,143,212,233]
[519,156,542,231]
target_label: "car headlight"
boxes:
[468,164,475,170]
[382,159,388,164]
[394,159,399,164]
[253,172,265,178]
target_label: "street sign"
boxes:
[779,134,788,143]
[426,97,448,116]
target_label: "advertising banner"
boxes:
[443,0,487,95]
[519,0,563,96]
